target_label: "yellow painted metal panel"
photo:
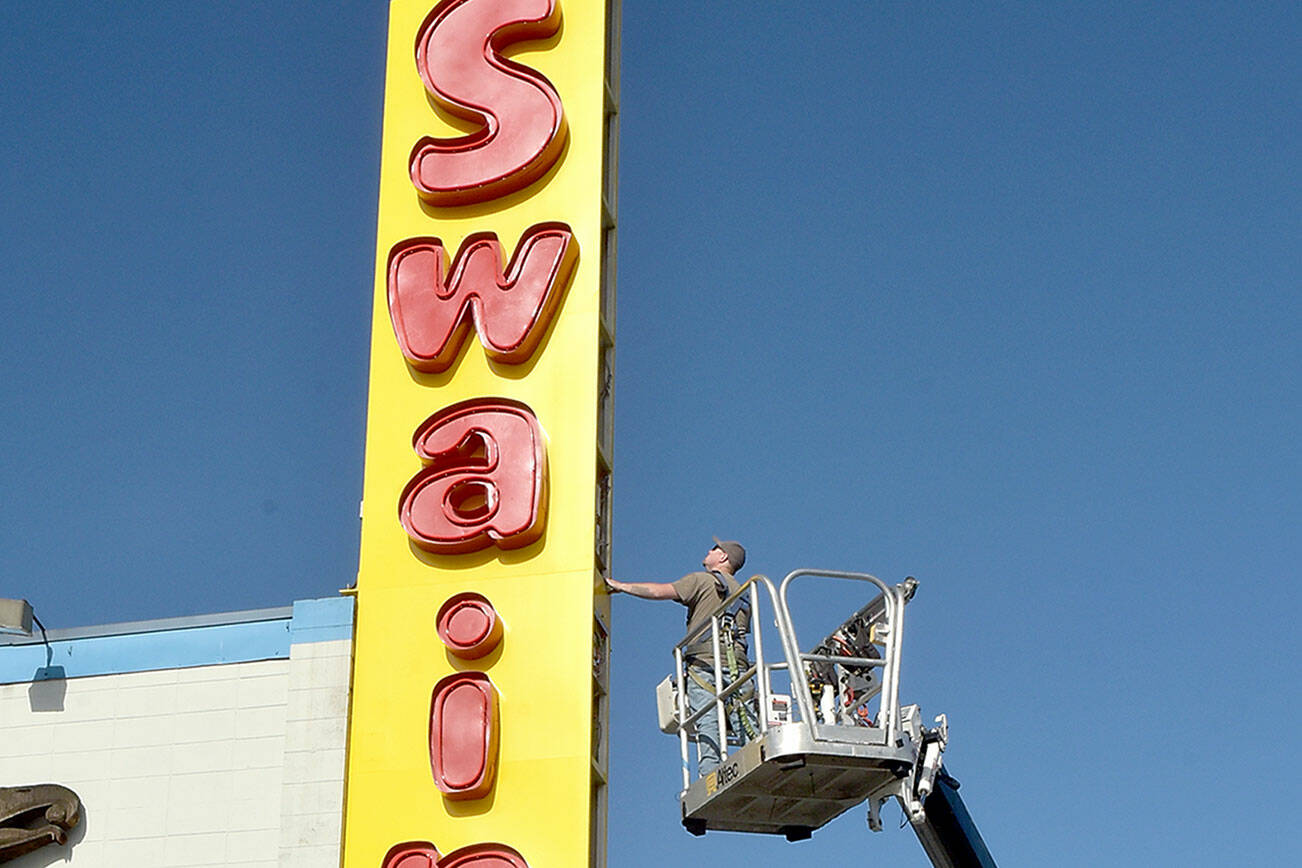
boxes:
[343,1,614,866]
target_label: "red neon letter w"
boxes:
[387,223,577,373]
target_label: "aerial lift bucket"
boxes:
[659,570,995,866]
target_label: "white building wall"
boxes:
[0,601,351,868]
[278,638,350,868]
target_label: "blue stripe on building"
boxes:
[0,596,354,685]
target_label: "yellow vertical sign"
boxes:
[343,1,618,866]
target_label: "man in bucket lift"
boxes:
[606,538,755,775]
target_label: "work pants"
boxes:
[686,669,744,777]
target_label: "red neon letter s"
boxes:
[388,223,577,373]
[399,398,547,554]
[411,0,568,205]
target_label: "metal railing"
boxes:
[670,575,778,790]
[668,569,910,790]
[776,570,907,747]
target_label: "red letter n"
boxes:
[388,223,577,373]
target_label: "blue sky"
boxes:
[2,1,1299,865]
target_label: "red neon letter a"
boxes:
[399,398,547,554]
[411,0,567,205]
[388,223,577,373]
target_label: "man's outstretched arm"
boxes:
[605,578,678,600]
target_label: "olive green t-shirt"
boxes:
[672,570,749,669]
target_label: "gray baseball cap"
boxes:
[712,537,746,572]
